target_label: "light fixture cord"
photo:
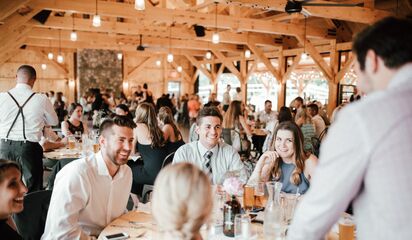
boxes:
[215,2,218,33]
[59,29,61,54]
[303,16,307,54]
[72,13,75,30]
[96,0,98,15]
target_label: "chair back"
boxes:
[221,128,233,145]
[162,152,175,168]
[13,190,52,240]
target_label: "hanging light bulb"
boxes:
[177,66,182,72]
[167,53,174,63]
[57,55,64,63]
[47,52,53,60]
[205,51,212,59]
[301,52,309,60]
[70,31,77,41]
[244,49,251,59]
[117,52,123,60]
[92,14,101,27]
[212,32,220,44]
[135,0,145,10]
[41,64,47,70]
[156,60,161,66]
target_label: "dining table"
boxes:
[98,207,341,240]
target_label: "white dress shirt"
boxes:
[173,141,245,184]
[42,152,132,240]
[0,83,58,142]
[288,63,412,240]
[222,91,231,105]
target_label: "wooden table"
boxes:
[43,147,82,160]
[98,210,340,240]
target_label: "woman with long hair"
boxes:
[222,101,252,152]
[152,163,213,240]
[128,103,168,195]
[61,103,88,137]
[158,106,185,153]
[296,105,316,153]
[248,121,317,194]
[0,160,27,239]
[262,106,293,152]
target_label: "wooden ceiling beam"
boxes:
[126,56,157,80]
[247,41,281,81]
[210,48,241,81]
[33,0,330,38]
[227,0,392,24]
[0,0,31,21]
[184,54,213,81]
[170,61,192,84]
[36,50,69,75]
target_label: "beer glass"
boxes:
[243,185,255,212]
[339,214,355,240]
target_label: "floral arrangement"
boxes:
[222,177,243,196]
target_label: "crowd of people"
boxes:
[0,16,411,240]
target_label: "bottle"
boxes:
[223,195,242,237]
[264,181,284,240]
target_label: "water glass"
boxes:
[234,214,256,239]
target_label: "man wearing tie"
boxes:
[173,106,245,184]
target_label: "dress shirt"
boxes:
[173,141,245,184]
[42,152,132,240]
[311,114,326,138]
[258,110,278,124]
[288,63,412,240]
[0,83,58,142]
[222,91,231,105]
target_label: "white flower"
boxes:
[223,177,243,196]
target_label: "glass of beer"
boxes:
[254,182,266,208]
[339,214,355,240]
[243,185,255,212]
[68,136,76,149]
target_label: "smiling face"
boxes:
[100,125,134,167]
[0,167,27,219]
[275,129,295,160]
[71,106,83,120]
[196,116,222,149]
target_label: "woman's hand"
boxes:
[256,151,279,181]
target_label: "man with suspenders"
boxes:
[0,65,58,192]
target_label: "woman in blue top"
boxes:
[248,121,317,194]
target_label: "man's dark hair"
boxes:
[294,97,304,104]
[278,106,293,123]
[236,87,241,93]
[196,106,223,125]
[264,100,272,105]
[353,17,412,71]
[99,115,136,136]
[17,65,36,80]
[308,103,319,115]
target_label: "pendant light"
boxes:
[117,52,123,60]
[177,66,182,72]
[41,64,47,70]
[167,24,173,63]
[92,0,101,27]
[212,2,219,44]
[70,13,77,41]
[244,49,251,59]
[301,16,308,60]
[57,29,64,63]
[135,0,145,10]
[156,60,161,66]
[205,51,212,59]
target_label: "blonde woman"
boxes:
[248,121,317,194]
[152,163,213,240]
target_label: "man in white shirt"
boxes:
[232,87,242,102]
[0,65,58,192]
[288,17,412,240]
[173,106,245,184]
[307,103,326,138]
[222,84,231,112]
[42,116,136,239]
[258,100,278,127]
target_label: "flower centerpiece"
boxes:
[222,177,243,237]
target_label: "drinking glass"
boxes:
[339,214,355,240]
[281,193,299,225]
[68,136,76,149]
[234,214,256,239]
[254,182,266,208]
[243,185,255,212]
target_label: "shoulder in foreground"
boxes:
[305,154,318,166]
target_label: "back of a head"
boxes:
[158,106,174,124]
[278,106,293,123]
[353,17,412,71]
[236,87,241,93]
[196,106,223,125]
[16,65,36,83]
[152,163,213,240]
[308,103,319,115]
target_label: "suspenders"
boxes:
[6,91,36,141]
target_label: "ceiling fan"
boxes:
[285,0,363,15]
[136,34,146,51]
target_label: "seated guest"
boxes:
[115,104,133,120]
[61,103,88,137]
[42,116,135,239]
[258,100,278,127]
[128,103,168,195]
[173,106,245,184]
[248,121,317,194]
[262,106,293,152]
[0,160,28,240]
[295,106,316,153]
[307,103,326,138]
[152,163,213,240]
[158,106,185,153]
[222,101,252,152]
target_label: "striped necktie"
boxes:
[204,151,213,180]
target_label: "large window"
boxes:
[246,72,279,112]
[216,73,240,103]
[198,72,213,104]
